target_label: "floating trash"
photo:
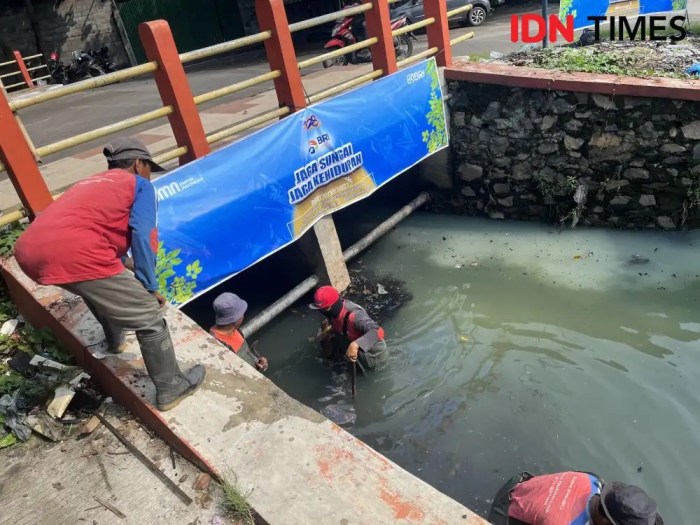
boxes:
[629,254,650,265]
[321,404,357,426]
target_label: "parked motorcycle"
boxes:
[322,11,415,68]
[47,51,68,84]
[47,50,106,84]
[68,50,106,81]
[88,46,116,73]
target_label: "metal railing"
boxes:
[0,52,50,91]
[0,0,479,225]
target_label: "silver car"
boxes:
[389,0,504,27]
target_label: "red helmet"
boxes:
[49,52,58,60]
[309,286,340,310]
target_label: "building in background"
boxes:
[0,0,342,68]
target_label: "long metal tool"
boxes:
[350,361,357,397]
[95,413,193,505]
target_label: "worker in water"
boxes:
[309,285,388,370]
[14,138,205,412]
[488,471,663,525]
[210,293,268,372]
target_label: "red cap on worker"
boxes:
[309,286,340,310]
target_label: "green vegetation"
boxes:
[681,182,700,227]
[219,476,254,525]
[0,223,72,448]
[422,60,448,154]
[0,222,26,257]
[526,45,697,79]
[155,242,203,305]
[559,0,575,17]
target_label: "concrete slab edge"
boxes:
[445,62,700,101]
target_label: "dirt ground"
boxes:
[0,403,240,525]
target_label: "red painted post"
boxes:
[138,21,210,165]
[424,0,452,67]
[0,89,53,215]
[255,0,307,112]
[362,0,397,76]
[13,51,34,89]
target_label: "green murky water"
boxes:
[258,214,700,523]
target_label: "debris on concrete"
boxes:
[93,496,127,519]
[490,38,700,78]
[194,473,212,491]
[686,62,700,75]
[26,412,64,442]
[2,404,235,523]
[96,412,194,506]
[46,384,76,419]
[79,415,101,436]
[1,319,18,336]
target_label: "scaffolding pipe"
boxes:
[241,192,429,338]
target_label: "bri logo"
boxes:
[407,70,426,84]
[308,134,331,154]
[303,115,321,131]
[510,14,687,43]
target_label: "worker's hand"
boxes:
[346,341,359,362]
[151,291,167,307]
[256,357,269,372]
[321,319,331,333]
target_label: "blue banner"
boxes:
[153,59,447,306]
[560,0,688,30]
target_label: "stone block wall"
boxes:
[446,79,700,230]
[0,0,128,67]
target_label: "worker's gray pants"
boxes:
[61,270,165,350]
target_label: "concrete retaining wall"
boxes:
[1,256,489,525]
[441,62,700,230]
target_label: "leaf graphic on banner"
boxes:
[422,60,448,153]
[560,0,575,16]
[156,242,202,305]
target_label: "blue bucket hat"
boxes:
[213,293,248,326]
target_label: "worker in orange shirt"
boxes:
[210,293,268,371]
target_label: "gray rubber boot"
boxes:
[136,323,206,412]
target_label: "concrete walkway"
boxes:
[2,257,489,525]
[0,405,234,525]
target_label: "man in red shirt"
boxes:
[309,285,388,370]
[14,138,205,412]
[488,471,663,525]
